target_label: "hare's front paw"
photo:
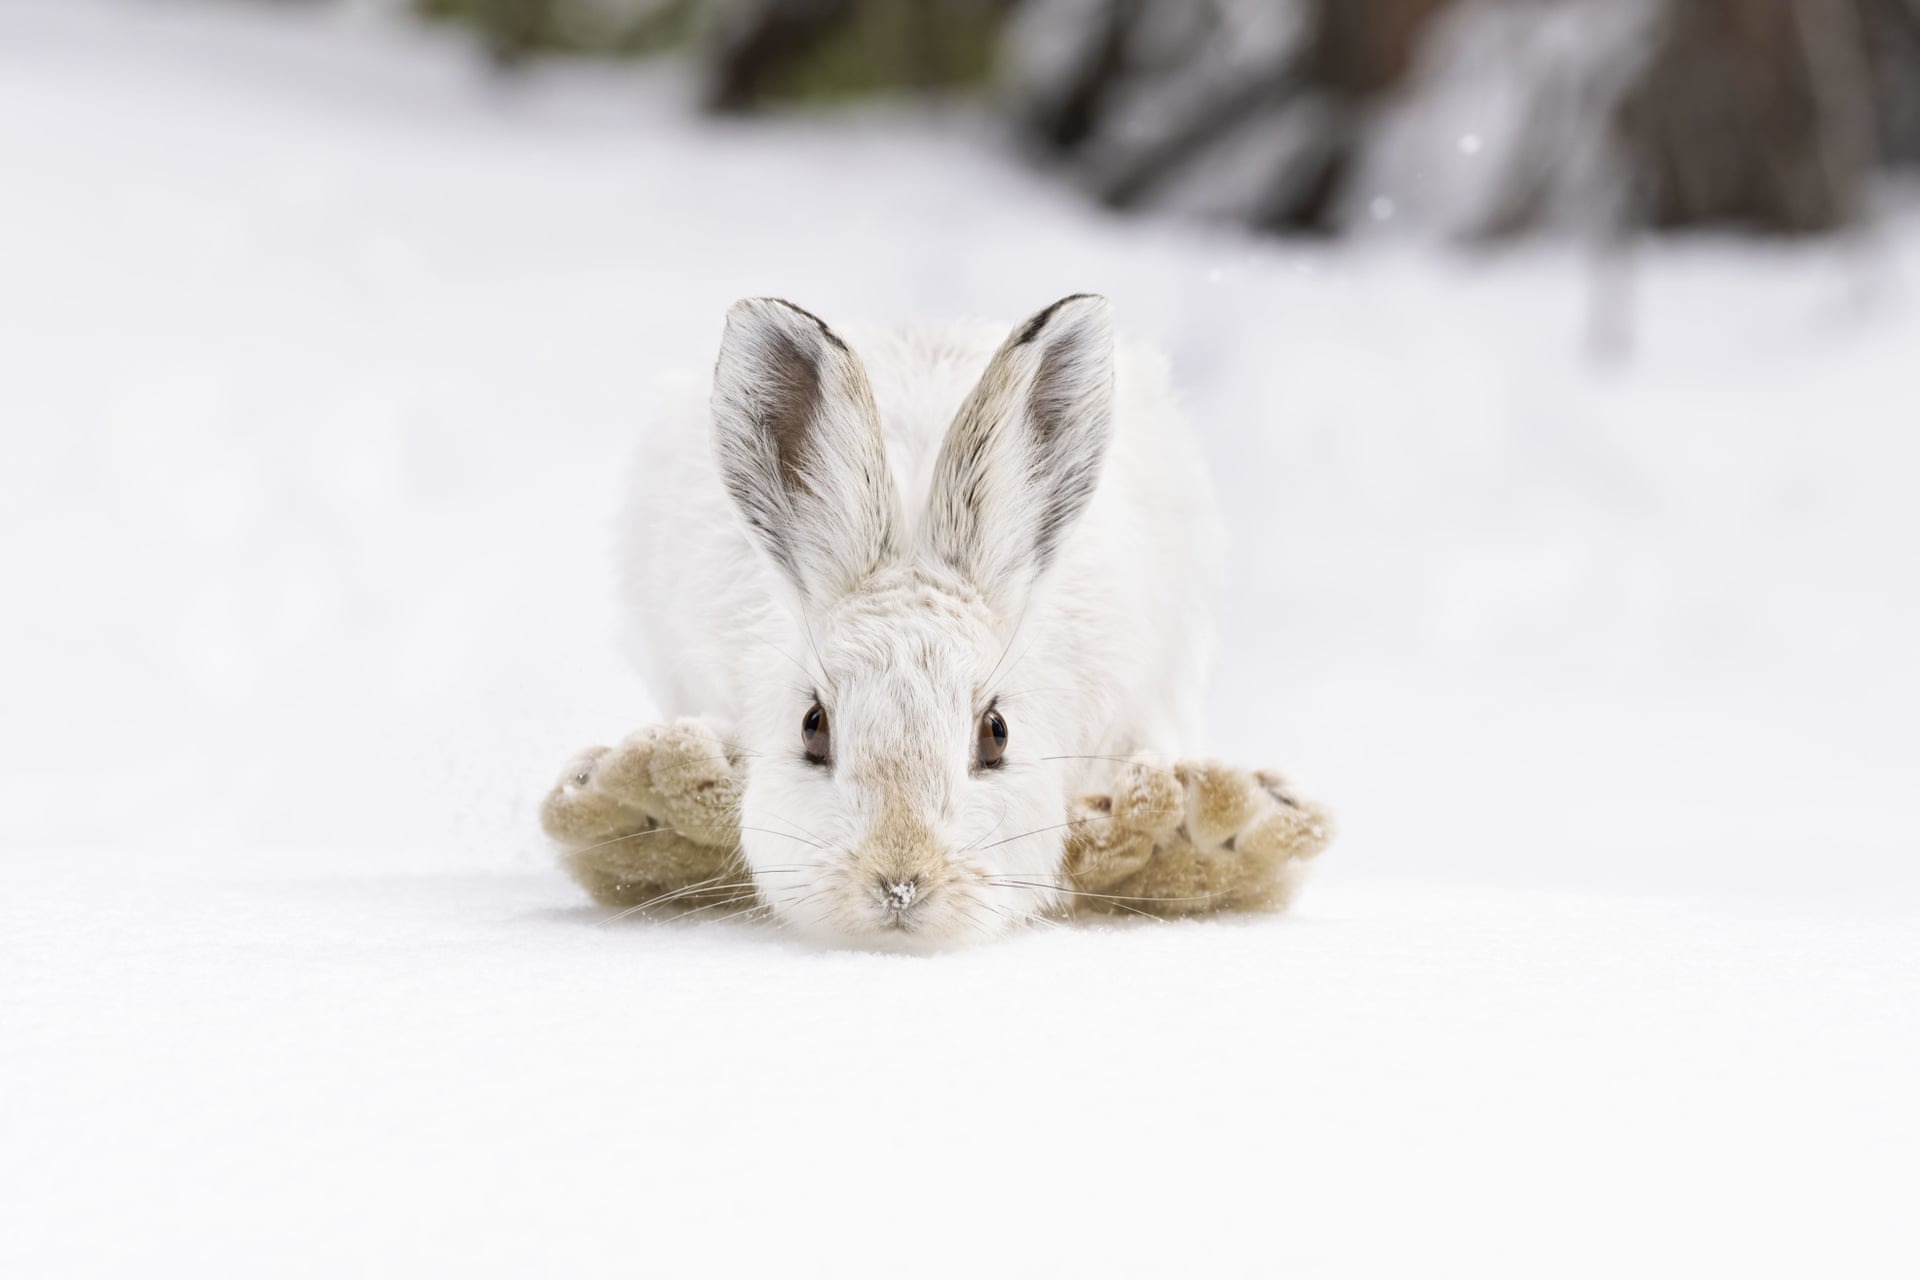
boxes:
[539,719,746,911]
[1060,757,1185,891]
[631,717,745,849]
[545,718,742,842]
[1064,757,1334,916]
[540,744,643,851]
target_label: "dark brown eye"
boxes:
[976,708,1008,768]
[801,703,830,764]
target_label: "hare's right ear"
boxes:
[711,298,899,606]
[923,294,1115,616]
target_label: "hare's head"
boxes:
[711,294,1115,947]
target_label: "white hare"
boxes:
[619,294,1225,944]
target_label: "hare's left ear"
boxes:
[922,294,1115,615]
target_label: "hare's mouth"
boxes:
[758,858,1044,947]
[778,881,997,949]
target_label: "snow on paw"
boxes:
[1106,756,1186,837]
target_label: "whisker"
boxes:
[561,825,716,859]
[982,598,1031,694]
[558,824,822,863]
[760,638,828,695]
[677,889,760,909]
[977,896,1063,931]
[749,810,843,853]
[593,861,822,924]
[693,898,776,927]
[601,890,750,926]
[600,874,760,923]
[799,613,834,700]
[951,902,998,937]
[988,878,1231,906]
[1040,753,1189,768]
[973,813,1131,852]
[739,826,827,849]
[952,795,1011,859]
[993,882,1165,922]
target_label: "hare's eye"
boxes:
[976,708,1008,768]
[801,703,830,764]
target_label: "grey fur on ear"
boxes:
[923,293,1116,611]
[711,297,900,604]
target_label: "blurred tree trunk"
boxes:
[1862,0,1920,167]
[1034,0,1920,237]
[1617,0,1873,233]
[1019,0,1142,155]
[1017,0,1461,231]
[1311,0,1459,96]
[1255,0,1459,231]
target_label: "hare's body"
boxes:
[619,300,1223,945]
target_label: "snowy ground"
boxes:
[2,2,1917,1275]
[8,862,1915,1276]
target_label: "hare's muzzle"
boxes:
[846,813,958,933]
[881,877,919,914]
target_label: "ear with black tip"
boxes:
[922,293,1116,614]
[711,298,900,605]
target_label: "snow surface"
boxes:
[8,861,1915,1276]
[2,2,1917,1275]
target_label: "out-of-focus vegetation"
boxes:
[409,0,1920,238]
[415,0,701,60]
[414,0,706,61]
[414,0,1010,106]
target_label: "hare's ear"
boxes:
[712,298,900,605]
[923,294,1115,614]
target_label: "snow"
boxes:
[2,3,1917,1275]
[7,863,1915,1276]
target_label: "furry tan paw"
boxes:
[1063,757,1334,917]
[539,719,747,912]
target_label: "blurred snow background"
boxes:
[2,1,1916,1275]
[6,0,1917,900]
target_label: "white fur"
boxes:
[620,296,1223,946]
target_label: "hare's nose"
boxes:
[881,877,919,913]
